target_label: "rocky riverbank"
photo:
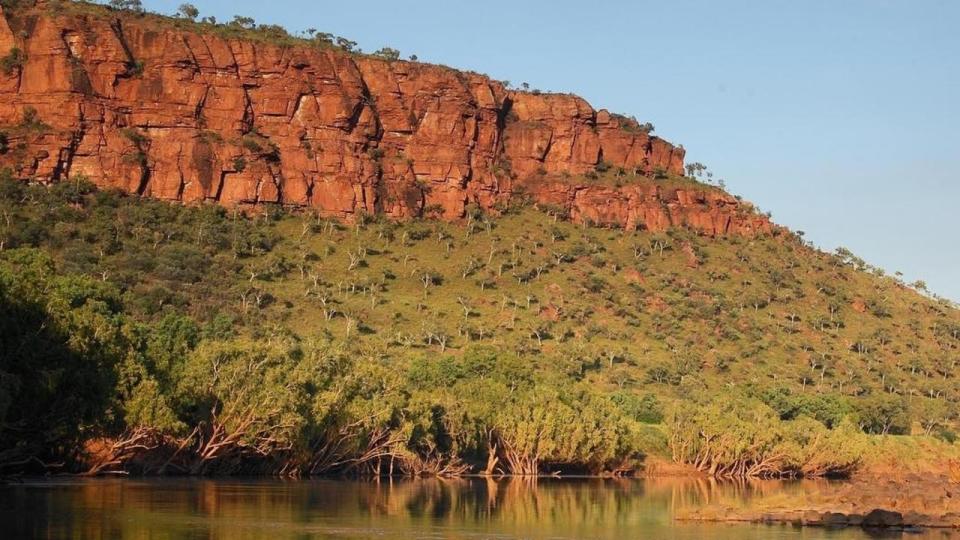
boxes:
[676,475,960,532]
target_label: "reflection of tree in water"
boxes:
[358,477,652,525]
[650,476,839,515]
[402,479,456,519]
[5,477,848,538]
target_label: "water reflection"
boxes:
[0,477,915,539]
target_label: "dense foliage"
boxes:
[1,177,958,477]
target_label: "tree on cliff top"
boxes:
[108,0,144,13]
[177,3,199,20]
[374,47,401,62]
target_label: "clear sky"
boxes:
[141,0,960,300]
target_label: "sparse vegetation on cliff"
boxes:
[0,46,24,75]
[50,0,385,59]
[0,179,957,477]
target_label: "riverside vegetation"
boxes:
[1,173,959,479]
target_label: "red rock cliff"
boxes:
[0,2,771,236]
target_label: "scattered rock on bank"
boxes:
[680,506,960,532]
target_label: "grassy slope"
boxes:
[7,177,958,439]
[271,204,960,474]
[265,202,958,406]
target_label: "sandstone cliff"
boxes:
[0,2,772,236]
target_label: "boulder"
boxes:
[862,509,904,528]
[821,512,850,527]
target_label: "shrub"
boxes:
[19,106,49,131]
[241,136,263,153]
[0,47,25,75]
[126,59,145,77]
[120,127,149,146]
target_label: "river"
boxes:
[0,477,941,538]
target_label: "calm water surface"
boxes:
[0,477,949,539]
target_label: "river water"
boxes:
[0,477,941,539]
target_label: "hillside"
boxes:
[1,1,959,479]
[2,175,958,477]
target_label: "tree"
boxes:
[177,3,199,20]
[855,394,911,435]
[336,37,357,52]
[230,15,256,29]
[612,392,663,423]
[490,388,636,475]
[667,396,863,478]
[685,162,707,178]
[109,0,144,12]
[178,338,313,473]
[0,249,125,470]
[760,387,851,428]
[916,399,948,436]
[373,47,400,61]
[418,269,443,291]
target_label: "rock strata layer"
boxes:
[0,3,772,236]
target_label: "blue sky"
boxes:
[141,0,960,300]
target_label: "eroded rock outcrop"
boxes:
[0,2,772,236]
[526,179,771,236]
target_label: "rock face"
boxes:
[0,2,772,236]
[526,179,772,236]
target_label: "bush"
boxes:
[0,47,25,75]
[121,127,149,146]
[19,106,48,131]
